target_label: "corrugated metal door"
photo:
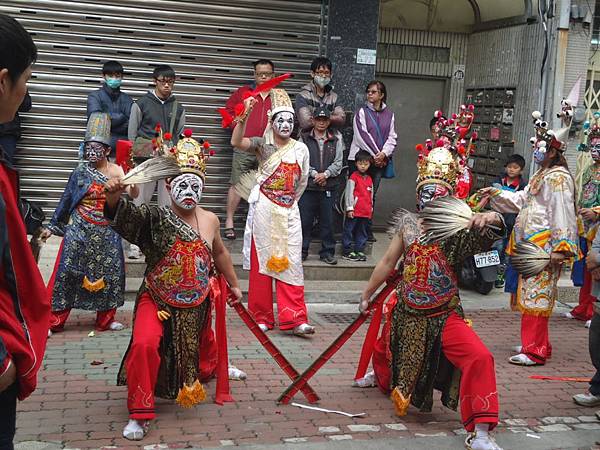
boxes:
[1,0,327,225]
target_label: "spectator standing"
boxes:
[491,154,527,289]
[295,56,346,133]
[127,65,185,258]
[349,80,397,240]
[298,105,343,265]
[342,150,373,261]
[223,59,274,240]
[0,90,30,165]
[0,14,50,449]
[87,60,133,159]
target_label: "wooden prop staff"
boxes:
[278,270,401,405]
[230,300,320,403]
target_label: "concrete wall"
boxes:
[465,23,546,172]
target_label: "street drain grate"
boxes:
[317,313,371,324]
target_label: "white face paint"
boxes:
[170,173,203,210]
[272,111,294,138]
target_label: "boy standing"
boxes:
[127,65,185,258]
[492,154,527,289]
[87,60,133,158]
[343,150,373,261]
[299,106,343,264]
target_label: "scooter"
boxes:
[459,249,501,295]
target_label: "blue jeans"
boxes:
[343,217,369,253]
[299,190,336,258]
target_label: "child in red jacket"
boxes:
[343,150,374,261]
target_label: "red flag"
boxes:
[250,73,293,96]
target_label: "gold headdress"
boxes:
[416,104,477,191]
[268,88,294,119]
[158,127,213,179]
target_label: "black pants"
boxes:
[0,383,17,450]
[299,190,336,258]
[589,312,600,396]
[348,160,384,236]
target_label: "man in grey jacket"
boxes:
[295,57,345,133]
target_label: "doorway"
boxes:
[373,76,447,227]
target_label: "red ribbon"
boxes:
[210,275,234,405]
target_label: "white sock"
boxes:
[474,423,489,438]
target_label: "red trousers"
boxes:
[50,308,116,332]
[125,293,217,420]
[571,268,595,321]
[521,314,552,364]
[373,312,499,431]
[247,241,308,330]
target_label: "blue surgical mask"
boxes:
[533,146,547,164]
[105,77,122,89]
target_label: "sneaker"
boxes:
[586,319,592,328]
[228,365,247,381]
[465,432,503,450]
[508,353,538,366]
[258,323,269,333]
[356,252,367,261]
[127,244,141,260]
[564,311,574,319]
[352,370,377,388]
[343,251,359,261]
[292,323,315,336]
[573,392,600,407]
[123,419,149,441]
[320,255,337,265]
[109,321,125,331]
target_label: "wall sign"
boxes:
[356,48,377,65]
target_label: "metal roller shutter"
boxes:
[1,0,327,225]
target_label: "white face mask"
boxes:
[272,111,295,138]
[170,173,203,210]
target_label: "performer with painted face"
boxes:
[41,113,138,333]
[481,112,578,366]
[567,114,600,327]
[353,107,505,450]
[231,90,314,335]
[104,129,243,440]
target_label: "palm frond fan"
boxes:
[234,170,258,201]
[121,156,181,185]
[419,196,473,244]
[511,241,551,278]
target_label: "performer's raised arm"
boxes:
[230,97,258,152]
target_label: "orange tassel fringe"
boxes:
[266,255,290,273]
[176,380,206,408]
[82,276,105,292]
[391,387,410,416]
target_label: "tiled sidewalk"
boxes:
[15,309,600,449]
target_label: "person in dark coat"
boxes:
[87,60,133,158]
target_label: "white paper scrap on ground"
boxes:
[526,433,541,439]
[290,402,366,418]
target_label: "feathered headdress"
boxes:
[415,104,478,192]
[121,127,213,185]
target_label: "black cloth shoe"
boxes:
[320,255,338,265]
[367,234,377,242]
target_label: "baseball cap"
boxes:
[314,105,331,119]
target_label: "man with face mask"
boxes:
[86,61,133,159]
[103,130,243,441]
[231,89,315,336]
[40,113,138,334]
[353,108,506,450]
[481,112,578,367]
[295,57,346,133]
[566,117,600,328]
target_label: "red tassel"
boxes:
[218,108,234,129]
[415,143,424,152]
[212,275,234,405]
[164,132,172,140]
[202,141,211,150]
[183,129,193,138]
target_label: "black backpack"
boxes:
[19,198,45,235]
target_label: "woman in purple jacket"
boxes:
[349,80,397,239]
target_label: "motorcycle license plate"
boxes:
[474,250,500,268]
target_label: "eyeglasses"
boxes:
[366,90,380,95]
[255,72,274,78]
[315,71,331,76]
[155,78,175,85]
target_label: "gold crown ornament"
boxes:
[268,88,294,119]
[416,105,478,191]
[153,126,213,179]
